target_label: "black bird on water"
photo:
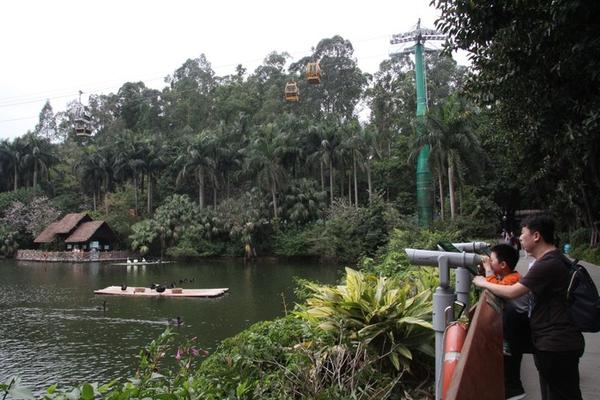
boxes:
[168,316,184,326]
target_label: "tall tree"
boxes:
[34,101,58,142]
[175,132,215,209]
[244,122,287,218]
[413,96,485,219]
[21,133,57,196]
[0,138,27,191]
[434,0,600,241]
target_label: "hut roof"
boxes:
[54,213,91,234]
[65,221,110,243]
[34,222,60,243]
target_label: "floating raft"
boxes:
[94,286,229,298]
[112,261,174,266]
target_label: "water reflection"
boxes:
[0,258,339,394]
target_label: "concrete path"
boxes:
[515,253,600,400]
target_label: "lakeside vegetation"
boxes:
[2,0,600,397]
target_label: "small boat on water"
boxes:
[112,260,173,266]
[94,286,228,298]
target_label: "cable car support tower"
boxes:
[390,20,445,228]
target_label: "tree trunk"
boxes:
[348,173,352,205]
[33,162,38,196]
[93,190,97,212]
[438,173,445,221]
[14,164,19,192]
[320,160,324,192]
[580,184,599,246]
[133,174,139,212]
[226,175,230,200]
[353,153,358,208]
[198,167,205,208]
[271,172,278,218]
[213,175,217,207]
[329,159,334,205]
[147,175,152,214]
[367,163,372,205]
[448,165,456,219]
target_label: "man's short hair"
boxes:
[521,215,555,245]
[491,243,519,271]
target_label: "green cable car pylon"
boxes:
[391,20,445,228]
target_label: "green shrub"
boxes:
[273,227,311,256]
[299,268,434,375]
[0,188,34,218]
[303,197,399,263]
[0,224,19,257]
[569,228,591,248]
[572,245,600,265]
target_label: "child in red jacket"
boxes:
[481,243,526,400]
[482,243,521,285]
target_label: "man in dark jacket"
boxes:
[473,215,584,400]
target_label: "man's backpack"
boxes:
[562,257,600,333]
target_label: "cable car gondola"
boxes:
[306,62,321,84]
[284,81,299,102]
[74,91,93,137]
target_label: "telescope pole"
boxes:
[433,255,456,400]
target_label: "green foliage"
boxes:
[299,268,434,374]
[0,188,34,217]
[304,197,399,262]
[571,246,600,266]
[0,224,19,257]
[194,313,421,399]
[272,227,311,257]
[434,0,600,246]
[1,196,61,243]
[130,219,158,255]
[165,224,203,259]
[363,223,461,276]
[281,178,327,225]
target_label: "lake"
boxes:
[0,258,340,393]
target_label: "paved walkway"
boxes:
[515,253,600,399]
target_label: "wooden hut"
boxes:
[34,213,117,251]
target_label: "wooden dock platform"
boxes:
[94,286,229,298]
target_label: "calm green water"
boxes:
[0,258,340,393]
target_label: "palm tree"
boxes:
[139,137,167,214]
[113,130,146,212]
[413,96,484,219]
[308,120,342,206]
[175,131,215,208]
[358,124,381,205]
[73,145,105,210]
[0,138,26,191]
[342,120,366,208]
[244,122,287,218]
[21,133,57,196]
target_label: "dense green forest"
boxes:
[1,28,598,261]
[2,1,600,398]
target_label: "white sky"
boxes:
[0,0,448,140]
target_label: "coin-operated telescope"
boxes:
[405,248,483,400]
[436,240,490,255]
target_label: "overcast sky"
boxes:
[0,0,447,140]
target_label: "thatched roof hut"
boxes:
[33,213,117,250]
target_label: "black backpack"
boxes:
[562,256,600,333]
